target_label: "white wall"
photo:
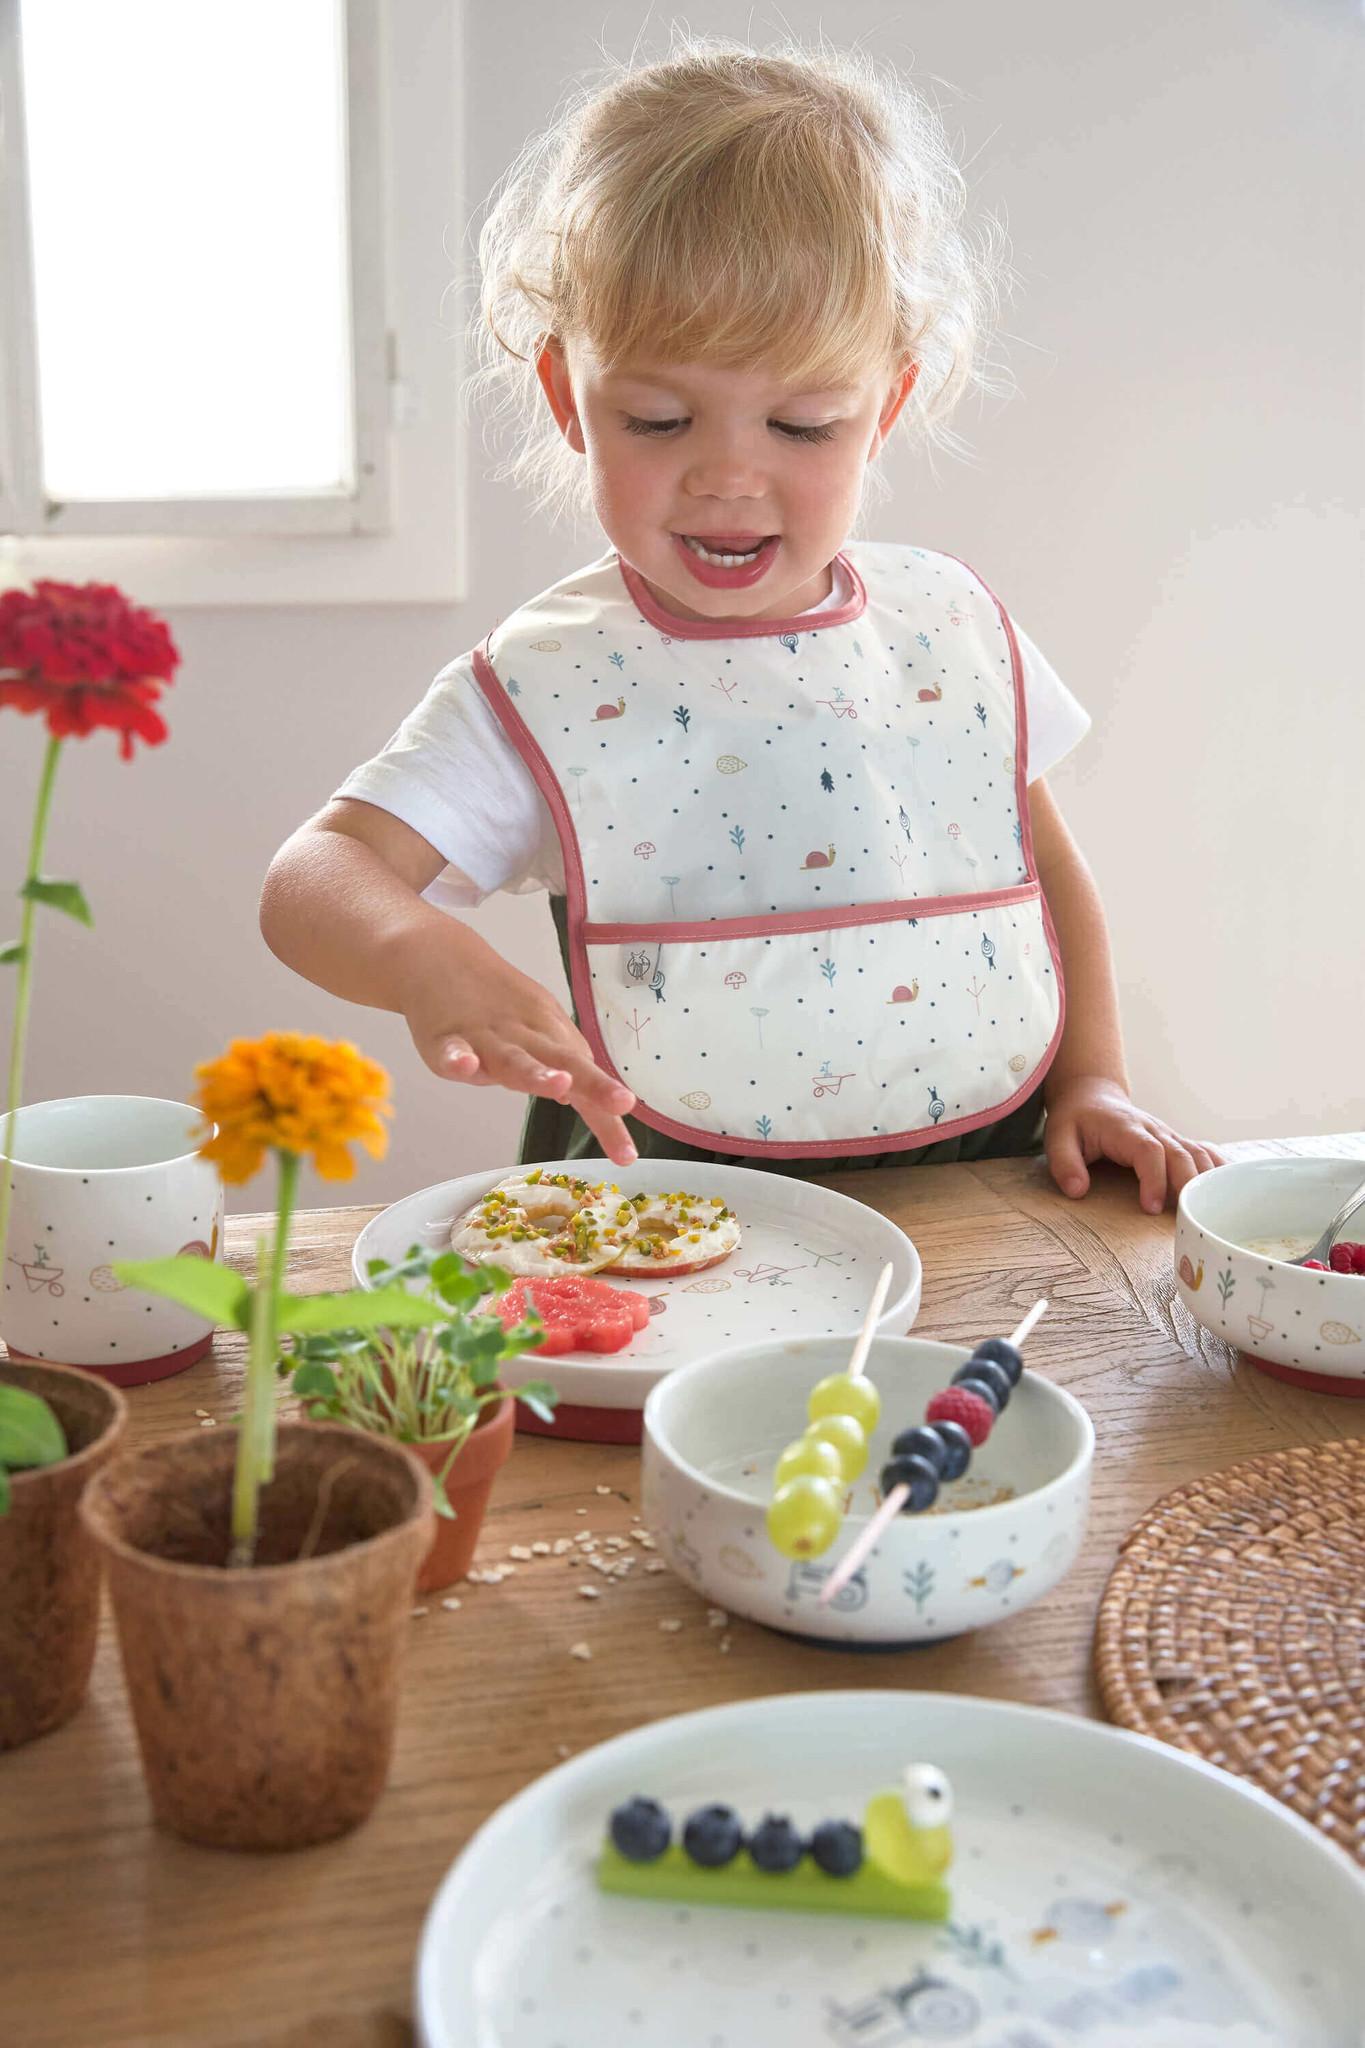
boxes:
[2,0,1361,1213]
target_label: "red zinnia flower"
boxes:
[0,578,178,758]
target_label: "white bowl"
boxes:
[642,1333,1093,1647]
[1174,1158,1365,1393]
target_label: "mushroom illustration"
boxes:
[801,845,836,870]
[916,679,943,703]
[724,970,748,990]
[946,823,961,842]
[594,697,627,720]
[633,840,656,860]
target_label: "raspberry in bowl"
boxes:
[1174,1158,1365,1395]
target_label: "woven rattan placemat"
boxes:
[1096,1438,1365,1865]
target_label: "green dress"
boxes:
[518,896,1047,1178]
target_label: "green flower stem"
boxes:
[0,736,63,1291]
[229,1149,300,1566]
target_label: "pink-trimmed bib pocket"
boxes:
[575,884,1063,1158]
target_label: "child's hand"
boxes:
[1044,1076,1223,1214]
[403,953,639,1167]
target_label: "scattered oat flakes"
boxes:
[707,1608,728,1629]
[575,1507,588,1516]
[578,1584,601,1599]
[556,1743,572,1759]
[508,1545,533,1561]
[531,1541,552,1556]
[552,1538,573,1555]
[719,1636,732,1654]
[594,1485,612,1496]
[645,1560,668,1574]
[411,1607,428,1619]
[658,1618,684,1633]
[440,1597,462,1611]
[569,1641,592,1661]
[198,1417,216,1427]
[194,1407,210,1417]
[604,1536,628,1551]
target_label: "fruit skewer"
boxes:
[817,1298,1049,1606]
[765,1261,895,1562]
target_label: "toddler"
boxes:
[261,36,1219,1212]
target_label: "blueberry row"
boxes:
[610,1796,864,1877]
[878,1335,1024,1515]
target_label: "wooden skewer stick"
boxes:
[818,1298,1050,1607]
[847,1261,896,1381]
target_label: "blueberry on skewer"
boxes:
[951,1358,1011,1409]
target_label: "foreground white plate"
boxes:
[354,1158,920,1412]
[417,1691,1365,2048]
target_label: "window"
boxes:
[0,0,464,604]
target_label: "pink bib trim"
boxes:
[616,551,867,640]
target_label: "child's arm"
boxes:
[259,799,639,1164]
[1028,780,1223,1211]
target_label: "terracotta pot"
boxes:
[0,1361,128,1749]
[80,1420,433,1851]
[410,1394,514,1593]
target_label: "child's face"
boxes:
[538,340,915,622]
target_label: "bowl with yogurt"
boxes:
[1174,1157,1365,1394]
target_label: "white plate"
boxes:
[416,1691,1365,2048]
[353,1158,921,1413]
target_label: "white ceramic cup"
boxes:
[0,1096,224,1385]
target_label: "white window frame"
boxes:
[0,0,466,606]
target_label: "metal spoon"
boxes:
[1291,1175,1365,1267]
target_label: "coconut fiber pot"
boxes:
[80,1420,433,1851]
[0,1361,128,1749]
[410,1393,514,1594]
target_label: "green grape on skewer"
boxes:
[766,1474,843,1559]
[807,1371,881,1434]
[773,1436,845,1489]
[804,1412,869,1481]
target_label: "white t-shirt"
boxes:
[337,558,1090,913]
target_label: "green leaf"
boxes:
[0,1384,68,1470]
[514,1381,558,1424]
[113,1257,251,1329]
[0,941,25,966]
[20,876,93,926]
[276,1283,448,1337]
[430,1477,458,1520]
[290,1361,339,1400]
[0,1465,10,1513]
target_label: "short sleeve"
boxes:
[334,651,561,910]
[1012,624,1091,782]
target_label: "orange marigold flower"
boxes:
[194,1032,391,1184]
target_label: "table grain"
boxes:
[5,1135,1363,2048]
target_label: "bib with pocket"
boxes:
[473,542,1064,1158]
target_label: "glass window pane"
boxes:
[19,0,354,502]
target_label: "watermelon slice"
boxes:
[494,1274,651,1355]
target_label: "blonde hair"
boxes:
[466,31,1003,530]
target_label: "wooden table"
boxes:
[5,1135,1364,2048]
